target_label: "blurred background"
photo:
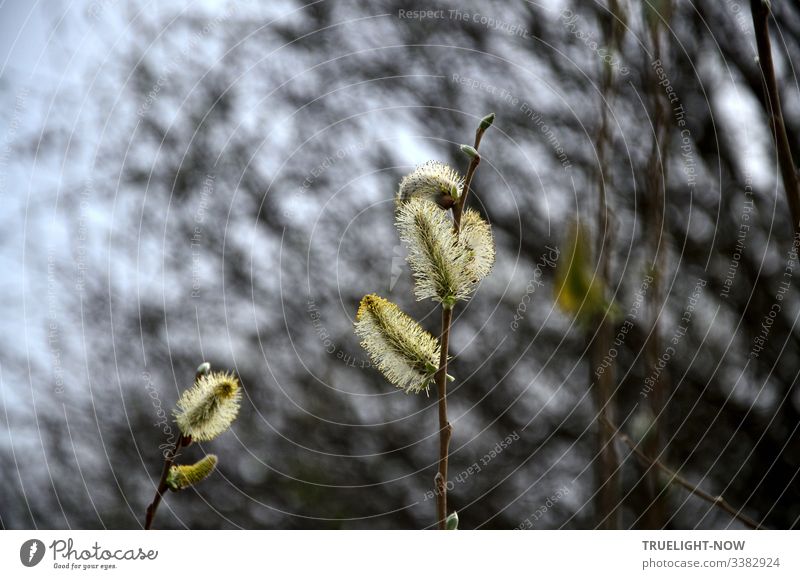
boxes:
[1,0,799,530]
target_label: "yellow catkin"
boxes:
[396,199,494,304]
[166,454,218,491]
[174,371,242,441]
[459,208,495,282]
[396,161,463,208]
[396,199,473,304]
[354,294,441,393]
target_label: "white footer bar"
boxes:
[1,530,796,578]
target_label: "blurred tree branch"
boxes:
[605,418,764,530]
[751,0,800,235]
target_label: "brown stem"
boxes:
[751,0,800,234]
[144,434,190,530]
[591,94,618,530]
[452,118,490,230]
[144,364,207,530]
[641,11,671,530]
[434,306,453,529]
[589,33,621,529]
[589,328,620,529]
[602,417,764,530]
[432,115,493,529]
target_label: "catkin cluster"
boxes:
[354,160,495,393]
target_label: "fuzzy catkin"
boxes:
[354,294,441,394]
[396,199,474,304]
[396,161,463,208]
[396,199,495,305]
[174,371,241,441]
[166,454,218,491]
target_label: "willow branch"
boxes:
[602,417,764,530]
[144,434,190,530]
[433,306,454,529]
[432,114,493,529]
[144,364,208,530]
[452,115,491,230]
[751,0,800,234]
[589,23,621,529]
[641,8,671,529]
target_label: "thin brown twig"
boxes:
[641,5,671,529]
[432,115,493,529]
[452,119,489,230]
[590,44,621,531]
[751,0,800,234]
[600,416,764,530]
[144,434,190,530]
[144,365,208,530]
[433,306,453,529]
